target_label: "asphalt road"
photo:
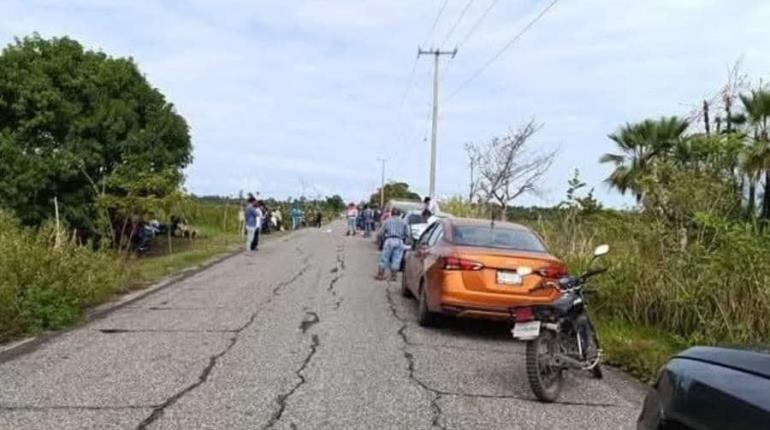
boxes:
[0,222,646,429]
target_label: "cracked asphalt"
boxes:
[0,222,646,429]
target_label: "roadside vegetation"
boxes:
[0,35,347,343]
[447,66,770,381]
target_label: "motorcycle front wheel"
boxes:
[525,330,563,402]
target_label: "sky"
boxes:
[3,0,770,207]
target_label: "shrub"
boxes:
[531,211,770,346]
[0,211,125,340]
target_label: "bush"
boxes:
[532,211,770,346]
[0,212,125,340]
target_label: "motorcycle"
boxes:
[510,244,610,402]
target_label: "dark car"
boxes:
[637,346,770,430]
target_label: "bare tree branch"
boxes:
[467,119,558,218]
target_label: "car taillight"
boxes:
[515,306,534,322]
[443,256,484,271]
[539,264,568,280]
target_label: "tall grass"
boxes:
[532,212,770,346]
[0,212,125,341]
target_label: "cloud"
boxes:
[3,0,770,206]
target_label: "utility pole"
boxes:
[377,158,387,208]
[418,47,457,199]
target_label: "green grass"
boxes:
[0,197,295,343]
[595,317,686,383]
[128,234,239,287]
[128,230,288,288]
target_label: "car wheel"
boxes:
[417,279,438,327]
[400,270,413,298]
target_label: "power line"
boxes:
[445,0,560,102]
[397,0,451,125]
[456,0,499,50]
[398,51,420,109]
[423,0,449,46]
[439,0,475,48]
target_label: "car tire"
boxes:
[417,280,438,327]
[401,270,413,298]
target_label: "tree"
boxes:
[368,182,420,207]
[468,120,557,219]
[739,89,770,219]
[560,169,602,215]
[324,195,345,213]
[600,116,689,201]
[0,34,192,235]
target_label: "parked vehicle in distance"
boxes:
[637,346,770,430]
[401,218,567,326]
[511,244,610,402]
[383,199,424,219]
[404,210,452,241]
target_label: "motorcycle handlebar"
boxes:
[581,267,607,279]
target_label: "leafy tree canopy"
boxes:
[0,34,192,233]
[324,194,345,213]
[368,181,420,207]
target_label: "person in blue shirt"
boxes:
[362,204,374,238]
[244,197,258,251]
[375,208,411,281]
[291,205,302,230]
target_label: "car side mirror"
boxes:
[593,244,609,257]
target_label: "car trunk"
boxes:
[453,246,562,294]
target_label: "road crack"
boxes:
[98,329,238,334]
[134,265,310,429]
[326,244,345,310]
[0,405,151,411]
[264,334,320,429]
[299,312,319,334]
[384,287,623,420]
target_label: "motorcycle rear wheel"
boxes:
[525,330,563,402]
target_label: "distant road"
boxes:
[0,222,645,429]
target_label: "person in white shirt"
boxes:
[251,201,265,251]
[345,203,358,236]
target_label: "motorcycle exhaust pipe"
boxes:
[553,354,586,370]
[554,352,602,370]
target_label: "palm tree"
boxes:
[739,89,770,219]
[600,116,689,201]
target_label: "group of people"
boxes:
[343,196,437,282]
[243,195,328,252]
[345,203,376,237]
[244,196,266,251]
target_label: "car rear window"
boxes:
[451,225,546,252]
[406,214,424,225]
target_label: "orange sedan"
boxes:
[401,218,567,326]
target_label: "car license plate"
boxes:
[497,271,522,285]
[512,321,541,340]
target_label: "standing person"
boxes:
[362,204,374,238]
[376,208,410,281]
[273,207,282,231]
[422,196,434,218]
[345,203,358,236]
[291,205,302,230]
[315,211,323,228]
[260,202,271,234]
[244,197,258,251]
[251,200,264,251]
